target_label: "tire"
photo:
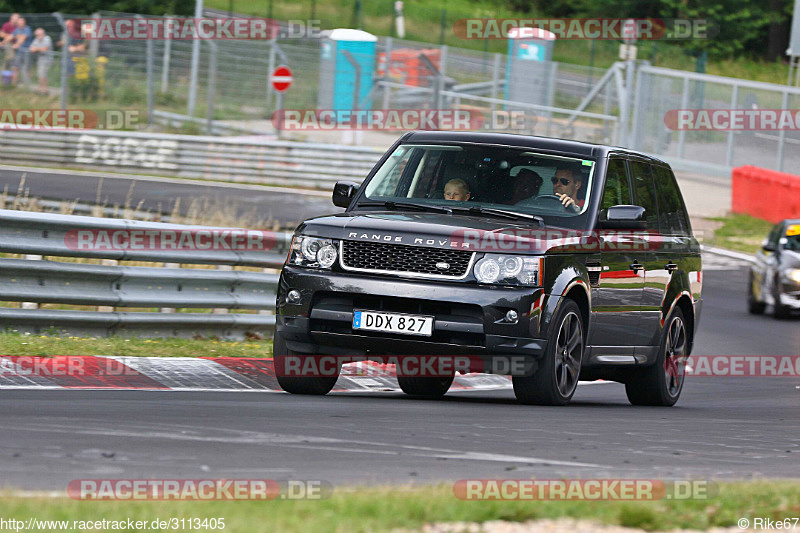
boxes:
[747,273,766,315]
[773,282,791,319]
[625,308,688,406]
[513,299,584,406]
[273,332,339,395]
[397,375,454,398]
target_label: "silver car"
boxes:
[749,219,800,318]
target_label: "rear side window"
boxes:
[600,159,632,212]
[629,161,659,230]
[767,224,783,248]
[652,165,691,235]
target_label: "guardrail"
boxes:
[0,129,383,189]
[0,209,293,339]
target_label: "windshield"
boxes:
[362,144,596,218]
[783,224,800,251]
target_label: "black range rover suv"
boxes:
[275,132,703,406]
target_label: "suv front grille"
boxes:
[340,240,474,278]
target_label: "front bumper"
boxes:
[276,266,550,373]
[777,281,800,309]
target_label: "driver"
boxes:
[552,166,584,212]
[510,169,543,204]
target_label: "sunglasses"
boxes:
[551,177,571,186]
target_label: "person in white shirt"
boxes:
[29,28,52,94]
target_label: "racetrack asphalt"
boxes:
[1,267,799,490]
[0,165,338,229]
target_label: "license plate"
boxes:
[352,310,434,337]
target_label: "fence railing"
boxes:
[0,209,293,339]
[0,129,383,188]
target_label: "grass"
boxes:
[707,213,774,254]
[1,481,800,532]
[0,85,148,131]
[0,331,273,358]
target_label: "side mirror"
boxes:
[600,205,647,230]
[332,181,360,208]
[762,240,777,252]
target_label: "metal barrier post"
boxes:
[206,41,218,134]
[490,53,500,111]
[161,30,172,93]
[438,45,448,109]
[266,37,277,113]
[188,0,204,116]
[725,85,739,167]
[382,37,393,110]
[621,58,635,146]
[145,21,154,126]
[677,76,689,159]
[53,12,69,110]
[629,64,646,150]
[777,91,789,172]
[20,255,42,310]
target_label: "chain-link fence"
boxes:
[632,65,800,174]
[2,11,799,177]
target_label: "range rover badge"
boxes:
[435,262,450,271]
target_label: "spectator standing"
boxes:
[57,19,86,76]
[1,13,19,72]
[11,16,32,86]
[29,28,53,94]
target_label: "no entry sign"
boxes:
[271,66,293,92]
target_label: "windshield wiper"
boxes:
[356,201,453,214]
[455,206,545,227]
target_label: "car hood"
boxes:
[296,211,589,254]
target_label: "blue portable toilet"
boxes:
[318,29,377,111]
[505,27,556,107]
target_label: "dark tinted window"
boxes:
[652,165,691,235]
[629,161,659,230]
[784,223,800,251]
[600,159,632,212]
[767,224,783,248]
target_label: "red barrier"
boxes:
[732,165,800,223]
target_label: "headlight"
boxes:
[784,268,800,284]
[474,254,542,286]
[289,235,338,269]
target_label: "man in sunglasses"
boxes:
[552,166,583,213]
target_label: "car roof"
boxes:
[780,219,800,225]
[401,131,669,165]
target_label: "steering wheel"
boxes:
[519,194,570,211]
